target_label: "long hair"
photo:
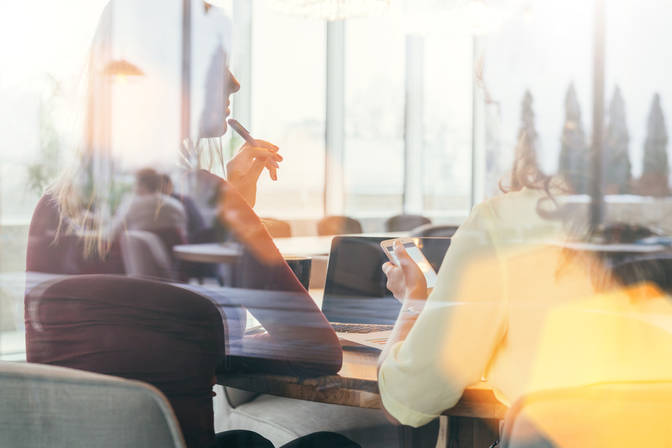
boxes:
[46,0,115,258]
[498,130,574,230]
[46,0,233,258]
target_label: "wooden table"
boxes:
[217,289,507,447]
[212,287,507,447]
[217,348,507,447]
[217,349,504,416]
[204,234,504,446]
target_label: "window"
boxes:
[343,17,405,218]
[0,0,109,353]
[422,32,473,216]
[0,0,108,224]
[605,0,672,197]
[481,0,593,195]
[250,1,326,218]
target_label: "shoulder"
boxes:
[33,193,60,217]
[477,189,564,234]
[479,188,543,218]
[452,189,567,256]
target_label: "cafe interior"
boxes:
[3,0,672,446]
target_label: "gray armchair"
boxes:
[0,361,185,448]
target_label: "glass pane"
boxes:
[344,16,405,217]
[0,0,109,359]
[250,0,326,218]
[605,0,671,198]
[481,0,593,195]
[422,32,473,217]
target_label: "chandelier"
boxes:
[270,0,391,20]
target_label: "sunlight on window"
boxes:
[251,2,326,219]
[344,17,404,217]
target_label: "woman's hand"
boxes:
[378,241,428,385]
[382,240,428,302]
[226,139,283,207]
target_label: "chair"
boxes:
[317,216,363,236]
[384,214,431,232]
[0,361,185,448]
[500,381,672,447]
[151,226,187,251]
[410,224,458,238]
[25,275,226,448]
[261,218,292,238]
[120,230,175,280]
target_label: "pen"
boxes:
[227,118,255,145]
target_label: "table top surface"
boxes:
[218,348,507,419]
[220,290,506,418]
[173,232,409,262]
[274,233,407,257]
[173,242,243,263]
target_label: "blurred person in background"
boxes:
[107,168,187,240]
[160,173,206,243]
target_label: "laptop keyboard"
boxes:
[331,323,394,334]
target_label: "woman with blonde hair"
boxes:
[25,1,352,446]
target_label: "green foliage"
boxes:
[604,86,632,193]
[512,90,541,180]
[108,177,133,213]
[558,83,589,193]
[642,93,669,177]
[26,76,63,196]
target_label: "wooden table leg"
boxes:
[398,418,439,448]
[446,417,500,448]
[396,416,500,447]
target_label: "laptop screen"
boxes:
[321,236,451,325]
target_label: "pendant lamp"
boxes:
[103,59,145,78]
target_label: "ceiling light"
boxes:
[103,60,145,79]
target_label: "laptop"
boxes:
[321,236,451,350]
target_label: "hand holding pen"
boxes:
[227,119,282,181]
[225,118,283,206]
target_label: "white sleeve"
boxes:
[378,201,509,427]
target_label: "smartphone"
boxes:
[380,238,438,289]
